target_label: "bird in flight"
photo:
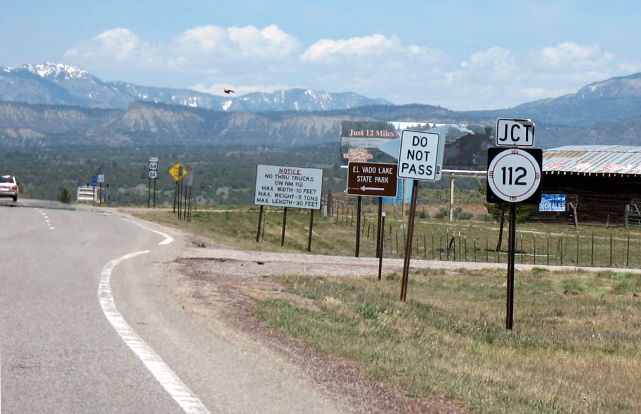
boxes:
[224,89,235,94]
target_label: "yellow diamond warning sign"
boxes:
[168,163,189,181]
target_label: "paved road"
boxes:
[0,202,345,413]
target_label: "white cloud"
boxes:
[539,41,615,68]
[172,24,300,62]
[301,34,396,62]
[300,34,444,66]
[64,28,157,64]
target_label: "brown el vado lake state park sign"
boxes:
[347,162,398,197]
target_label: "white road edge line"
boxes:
[99,251,210,414]
[128,220,174,245]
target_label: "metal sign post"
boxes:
[148,157,158,208]
[400,180,419,301]
[307,209,314,252]
[487,118,542,330]
[376,197,383,258]
[355,195,362,257]
[281,207,288,246]
[256,205,264,242]
[168,162,188,215]
[347,162,397,260]
[397,130,442,301]
[254,164,324,248]
[378,212,386,281]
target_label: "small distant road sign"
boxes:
[148,161,158,171]
[487,147,542,204]
[347,162,398,197]
[149,157,158,163]
[168,163,189,181]
[148,170,158,179]
[496,118,535,147]
[97,174,105,183]
[397,130,441,181]
[91,175,98,187]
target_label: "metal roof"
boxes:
[543,145,641,175]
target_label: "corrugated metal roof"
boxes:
[543,145,641,175]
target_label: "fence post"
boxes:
[576,232,580,266]
[591,232,595,267]
[485,238,489,263]
[626,233,630,268]
[423,234,427,259]
[546,233,550,266]
[520,233,524,264]
[464,237,468,262]
[559,234,564,266]
[610,234,613,267]
[533,234,536,265]
[473,238,477,262]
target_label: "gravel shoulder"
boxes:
[152,227,470,413]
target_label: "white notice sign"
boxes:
[397,130,442,181]
[254,165,323,209]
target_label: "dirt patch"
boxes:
[168,250,469,414]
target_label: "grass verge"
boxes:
[256,268,641,413]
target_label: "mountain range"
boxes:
[3,63,641,149]
[0,63,391,112]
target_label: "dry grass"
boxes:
[257,268,641,413]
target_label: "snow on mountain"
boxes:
[18,62,91,80]
[0,63,392,112]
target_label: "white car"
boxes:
[0,175,19,201]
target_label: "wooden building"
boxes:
[538,146,641,225]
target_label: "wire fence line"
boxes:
[348,216,641,270]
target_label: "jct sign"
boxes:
[254,165,323,209]
[496,118,535,147]
[397,130,441,181]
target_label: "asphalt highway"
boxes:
[0,201,344,414]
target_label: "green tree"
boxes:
[58,188,72,204]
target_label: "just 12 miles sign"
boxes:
[254,164,323,209]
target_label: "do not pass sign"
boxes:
[397,130,442,181]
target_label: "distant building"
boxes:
[539,145,641,225]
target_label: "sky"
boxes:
[3,0,641,110]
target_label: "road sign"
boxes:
[149,157,158,163]
[168,163,189,181]
[347,162,398,196]
[487,148,542,203]
[496,118,535,147]
[254,165,323,209]
[91,175,98,187]
[397,130,442,181]
[539,194,566,212]
[97,174,104,183]
[148,161,158,171]
[148,170,158,179]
